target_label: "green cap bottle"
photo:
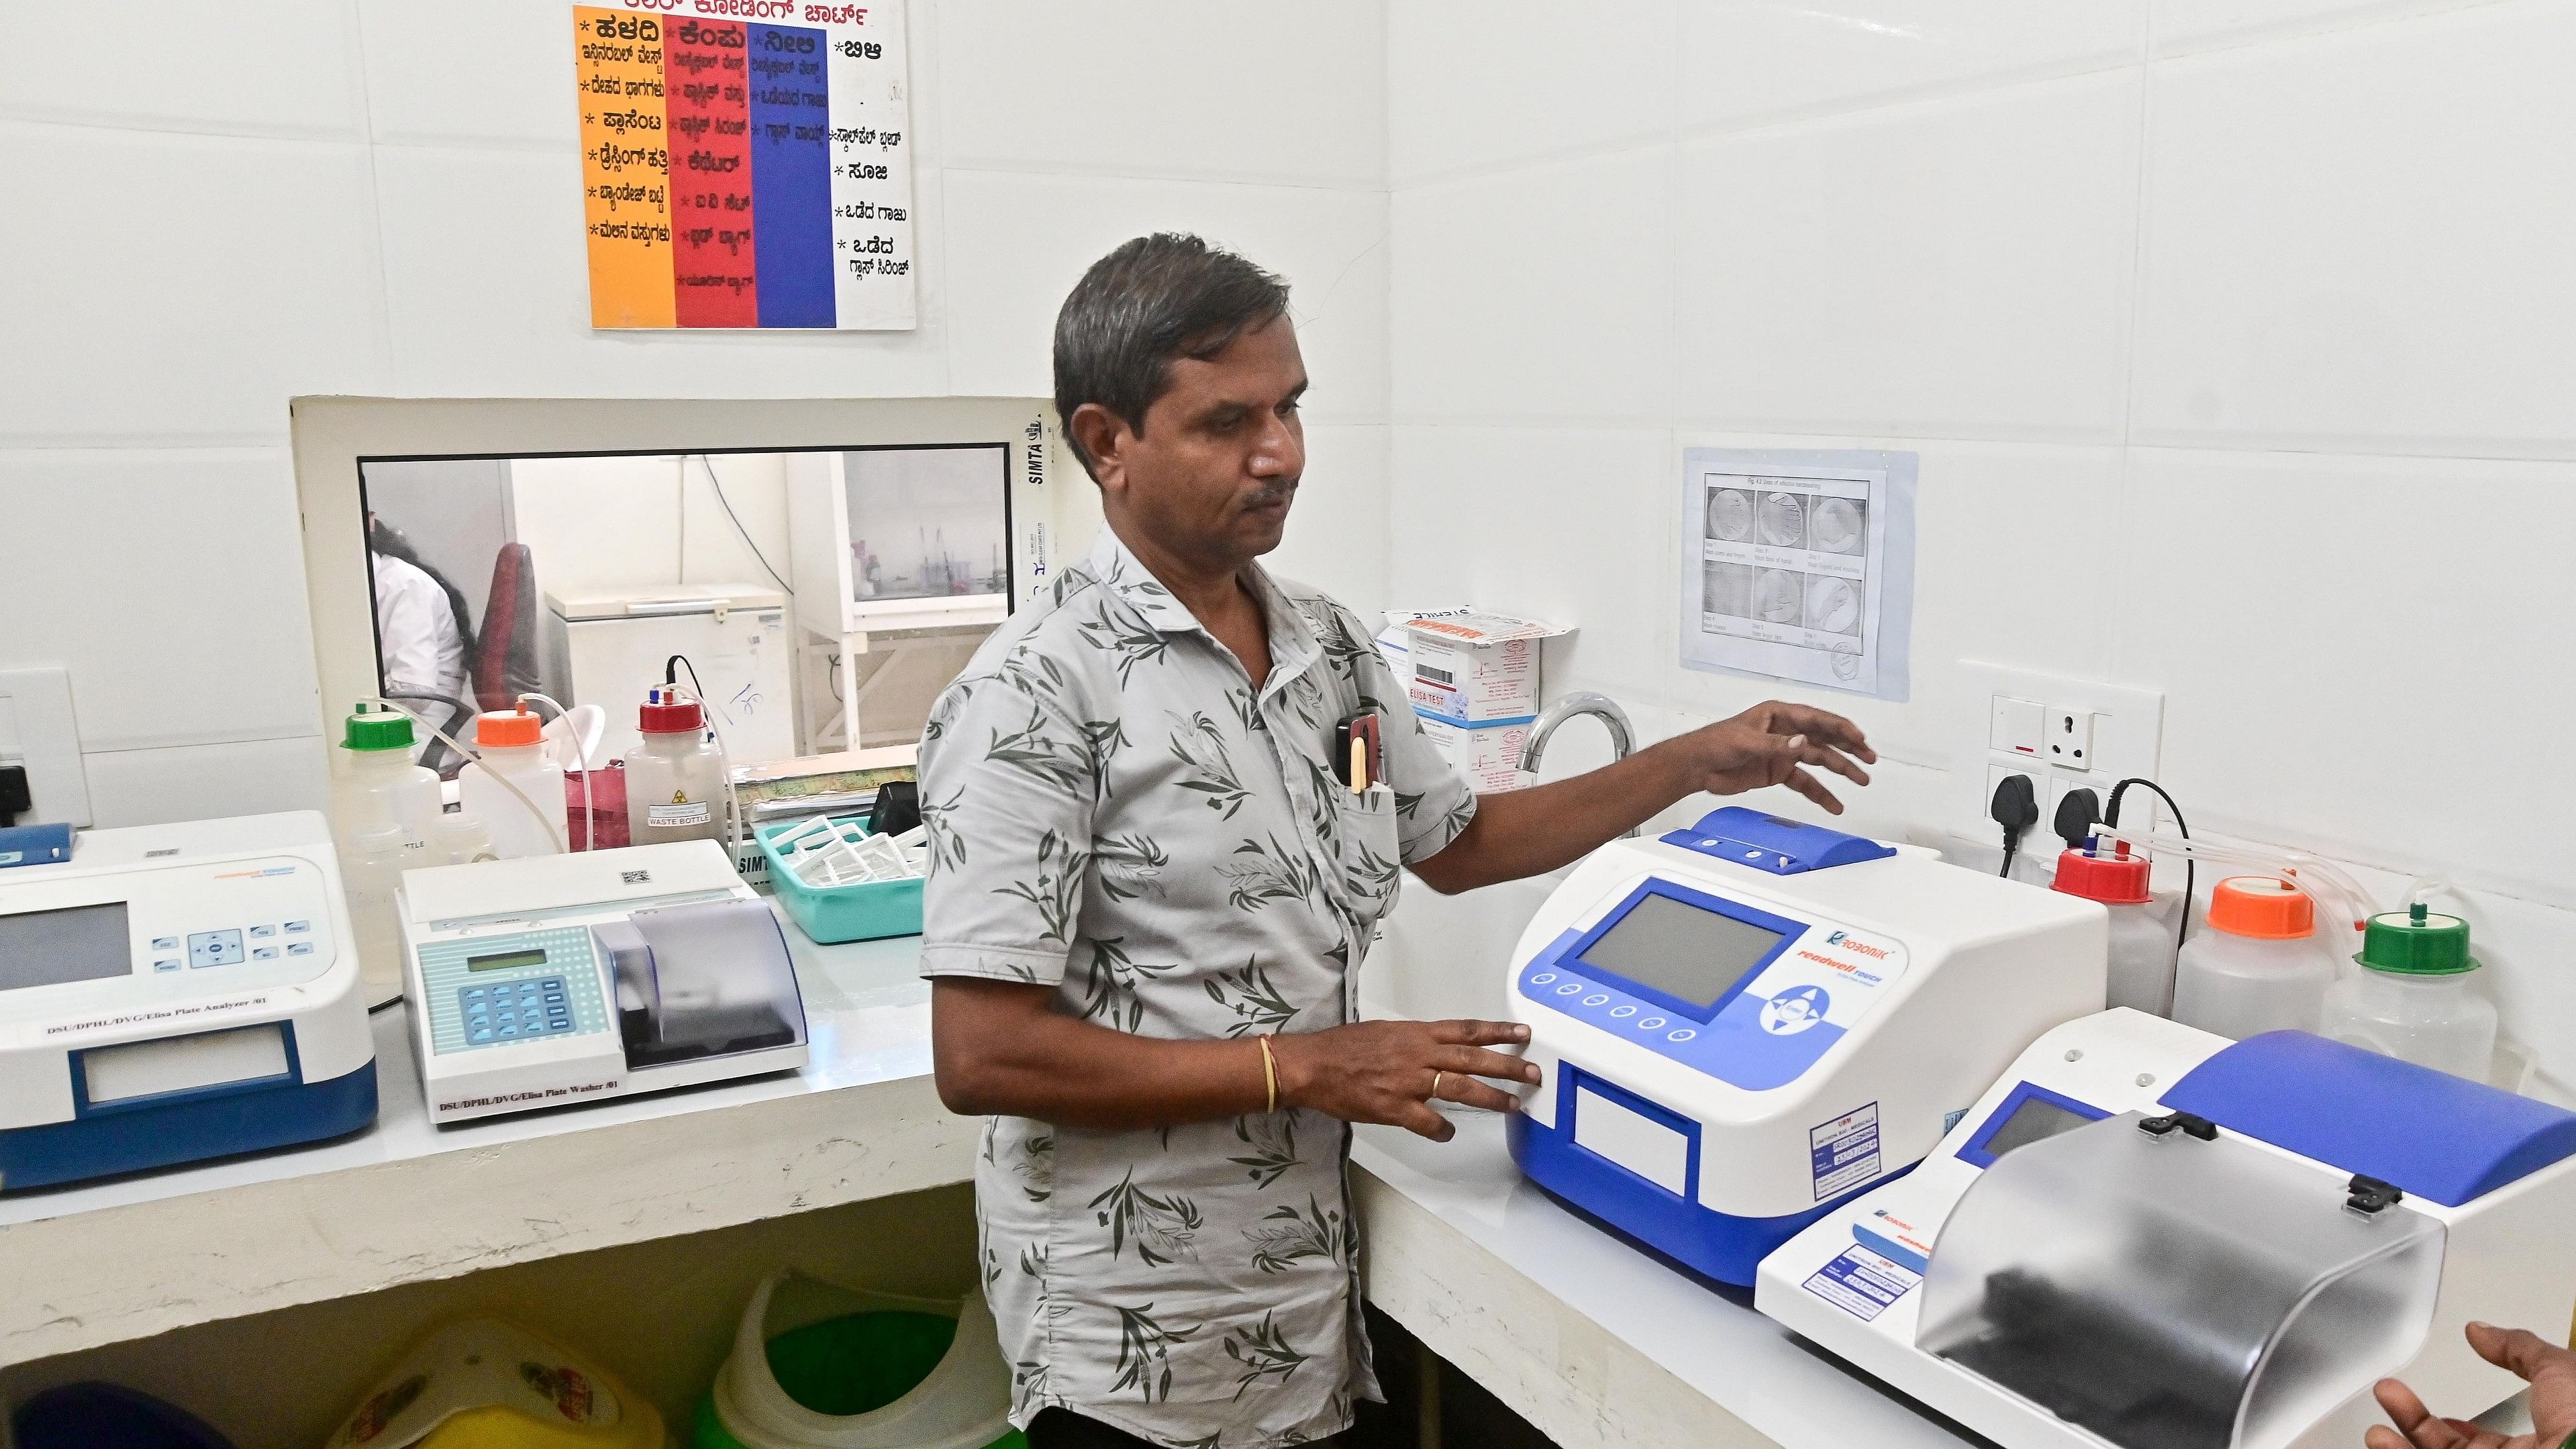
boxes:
[2355,901,2477,977]
[341,702,417,753]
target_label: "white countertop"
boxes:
[1354,1115,1977,1449]
[0,905,1979,1449]
[0,903,974,1365]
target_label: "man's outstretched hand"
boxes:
[2368,1323,2576,1449]
[1671,701,1876,815]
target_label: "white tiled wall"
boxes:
[0,0,1389,822]
[1387,0,2576,1102]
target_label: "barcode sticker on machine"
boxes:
[1810,1101,1881,1200]
[1802,1245,1920,1321]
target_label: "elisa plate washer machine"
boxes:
[0,811,377,1191]
[1756,1010,2576,1449]
[1506,807,2108,1284]
[399,840,809,1124]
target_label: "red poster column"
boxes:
[663,17,758,326]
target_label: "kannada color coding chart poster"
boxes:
[575,3,916,330]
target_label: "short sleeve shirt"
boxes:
[917,528,1478,1448]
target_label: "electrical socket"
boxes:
[0,666,92,828]
[2046,706,2099,770]
[1956,663,2161,850]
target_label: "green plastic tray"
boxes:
[757,815,924,945]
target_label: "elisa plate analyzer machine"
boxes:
[399,840,809,1124]
[1756,1011,2576,1449]
[1507,807,2107,1284]
[0,811,377,1191]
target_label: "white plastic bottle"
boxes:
[623,689,727,846]
[457,706,567,859]
[336,703,442,853]
[2320,903,2497,1081]
[2052,843,2177,1015]
[340,821,411,995]
[2171,877,2340,1040]
[432,811,498,866]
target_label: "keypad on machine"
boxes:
[457,977,575,1044]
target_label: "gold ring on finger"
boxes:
[1429,1070,1444,1100]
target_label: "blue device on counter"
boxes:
[1505,807,2109,1285]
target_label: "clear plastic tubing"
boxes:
[457,705,567,858]
[2172,877,2338,1040]
[624,687,727,846]
[2320,903,2497,1081]
[2052,842,2176,1016]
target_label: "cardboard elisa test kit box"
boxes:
[1379,609,1573,790]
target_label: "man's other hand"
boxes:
[2368,1323,2576,1449]
[1674,701,1875,815]
[1270,1018,1540,1142]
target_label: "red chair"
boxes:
[475,542,543,713]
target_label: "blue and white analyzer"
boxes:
[1756,1010,2576,1449]
[1506,807,2106,1284]
[0,811,378,1191]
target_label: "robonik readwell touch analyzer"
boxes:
[1505,807,2106,1284]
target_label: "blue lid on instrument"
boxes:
[2164,1031,2576,1207]
[1660,807,1897,876]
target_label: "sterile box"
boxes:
[1395,609,1569,725]
[1419,712,1533,793]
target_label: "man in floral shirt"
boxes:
[921,234,1875,1448]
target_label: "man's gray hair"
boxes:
[1052,234,1290,479]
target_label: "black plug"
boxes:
[2054,787,2101,851]
[1989,772,2038,878]
[0,764,30,828]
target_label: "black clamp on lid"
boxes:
[2138,1111,2219,1141]
[2346,1175,2405,1217]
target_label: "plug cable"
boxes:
[2103,777,2194,951]
[1989,773,2038,879]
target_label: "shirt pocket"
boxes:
[1332,785,1405,929]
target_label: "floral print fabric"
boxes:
[918,529,1477,1446]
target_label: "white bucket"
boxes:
[707,1275,1015,1449]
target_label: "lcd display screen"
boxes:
[1573,893,1787,1009]
[468,948,549,973]
[1979,1095,2097,1160]
[0,901,134,993]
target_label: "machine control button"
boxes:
[287,942,314,956]
[285,919,310,934]
[1609,1005,1636,1018]
[1668,1029,1697,1042]
[187,929,246,968]
[470,1028,493,1044]
[1554,983,1581,996]
[153,958,181,973]
[151,936,179,951]
[252,946,279,960]
[463,987,486,1000]
[1529,971,1556,985]
[1640,1017,1667,1031]
[497,1024,519,1039]
[249,924,276,939]
[1582,994,1609,1007]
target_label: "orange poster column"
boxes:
[575,8,676,329]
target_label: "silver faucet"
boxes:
[1519,692,1640,838]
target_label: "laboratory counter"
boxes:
[0,915,1976,1449]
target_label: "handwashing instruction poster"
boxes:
[1680,448,1915,701]
[575,2,916,330]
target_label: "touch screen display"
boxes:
[0,902,133,992]
[1573,893,1786,1009]
[1979,1095,2097,1159]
